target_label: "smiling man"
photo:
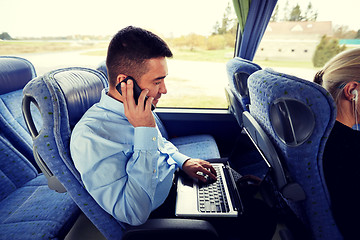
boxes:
[70,26,216,226]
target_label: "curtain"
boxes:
[232,0,251,34]
[233,0,278,61]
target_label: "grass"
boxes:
[1,40,319,70]
[78,47,235,62]
[171,48,234,63]
[81,46,318,69]
[159,76,229,109]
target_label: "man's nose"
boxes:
[159,82,167,94]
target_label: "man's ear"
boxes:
[116,74,128,85]
[343,82,359,101]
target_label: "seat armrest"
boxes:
[123,218,219,240]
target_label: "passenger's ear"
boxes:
[343,82,359,102]
[116,74,128,85]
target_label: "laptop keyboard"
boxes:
[198,165,230,213]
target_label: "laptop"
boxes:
[175,114,273,219]
[175,161,244,218]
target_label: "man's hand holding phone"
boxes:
[120,79,156,128]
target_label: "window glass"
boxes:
[254,0,360,81]
[0,0,237,109]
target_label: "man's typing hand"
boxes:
[182,158,217,183]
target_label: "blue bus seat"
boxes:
[0,134,80,240]
[225,57,261,127]
[169,134,220,160]
[96,60,108,77]
[247,68,343,239]
[0,56,40,171]
[22,67,219,240]
[96,60,220,160]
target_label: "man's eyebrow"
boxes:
[153,75,167,81]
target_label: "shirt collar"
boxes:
[99,88,125,116]
[99,88,160,131]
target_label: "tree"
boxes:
[289,4,302,21]
[212,21,221,35]
[207,35,226,50]
[304,2,318,21]
[212,2,237,35]
[282,0,290,21]
[312,35,346,67]
[271,5,279,22]
[171,33,206,51]
[281,1,318,22]
[333,25,357,39]
[356,30,360,39]
[0,32,12,40]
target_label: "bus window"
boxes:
[254,0,360,81]
[0,0,237,109]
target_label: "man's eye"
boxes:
[155,81,161,85]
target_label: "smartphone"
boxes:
[116,76,155,111]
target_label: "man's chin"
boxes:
[153,99,159,106]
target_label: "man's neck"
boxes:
[107,87,123,103]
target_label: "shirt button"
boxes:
[152,137,156,141]
[153,169,156,173]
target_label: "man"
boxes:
[70,26,217,226]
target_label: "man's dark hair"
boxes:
[106,26,173,87]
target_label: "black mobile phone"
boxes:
[116,76,155,111]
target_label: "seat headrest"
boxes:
[96,60,108,78]
[226,57,261,96]
[52,68,108,128]
[0,56,36,94]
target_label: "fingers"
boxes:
[199,165,217,181]
[121,80,156,127]
[145,96,154,111]
[124,80,136,109]
[197,160,217,179]
[121,81,129,113]
[183,159,217,183]
[122,79,152,111]
[195,173,207,183]
[138,88,154,111]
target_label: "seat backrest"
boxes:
[225,57,261,126]
[247,68,342,239]
[0,56,40,171]
[22,67,124,240]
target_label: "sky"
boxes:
[277,0,360,31]
[0,0,359,38]
[0,0,230,38]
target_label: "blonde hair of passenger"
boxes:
[314,48,360,116]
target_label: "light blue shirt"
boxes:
[70,88,189,226]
